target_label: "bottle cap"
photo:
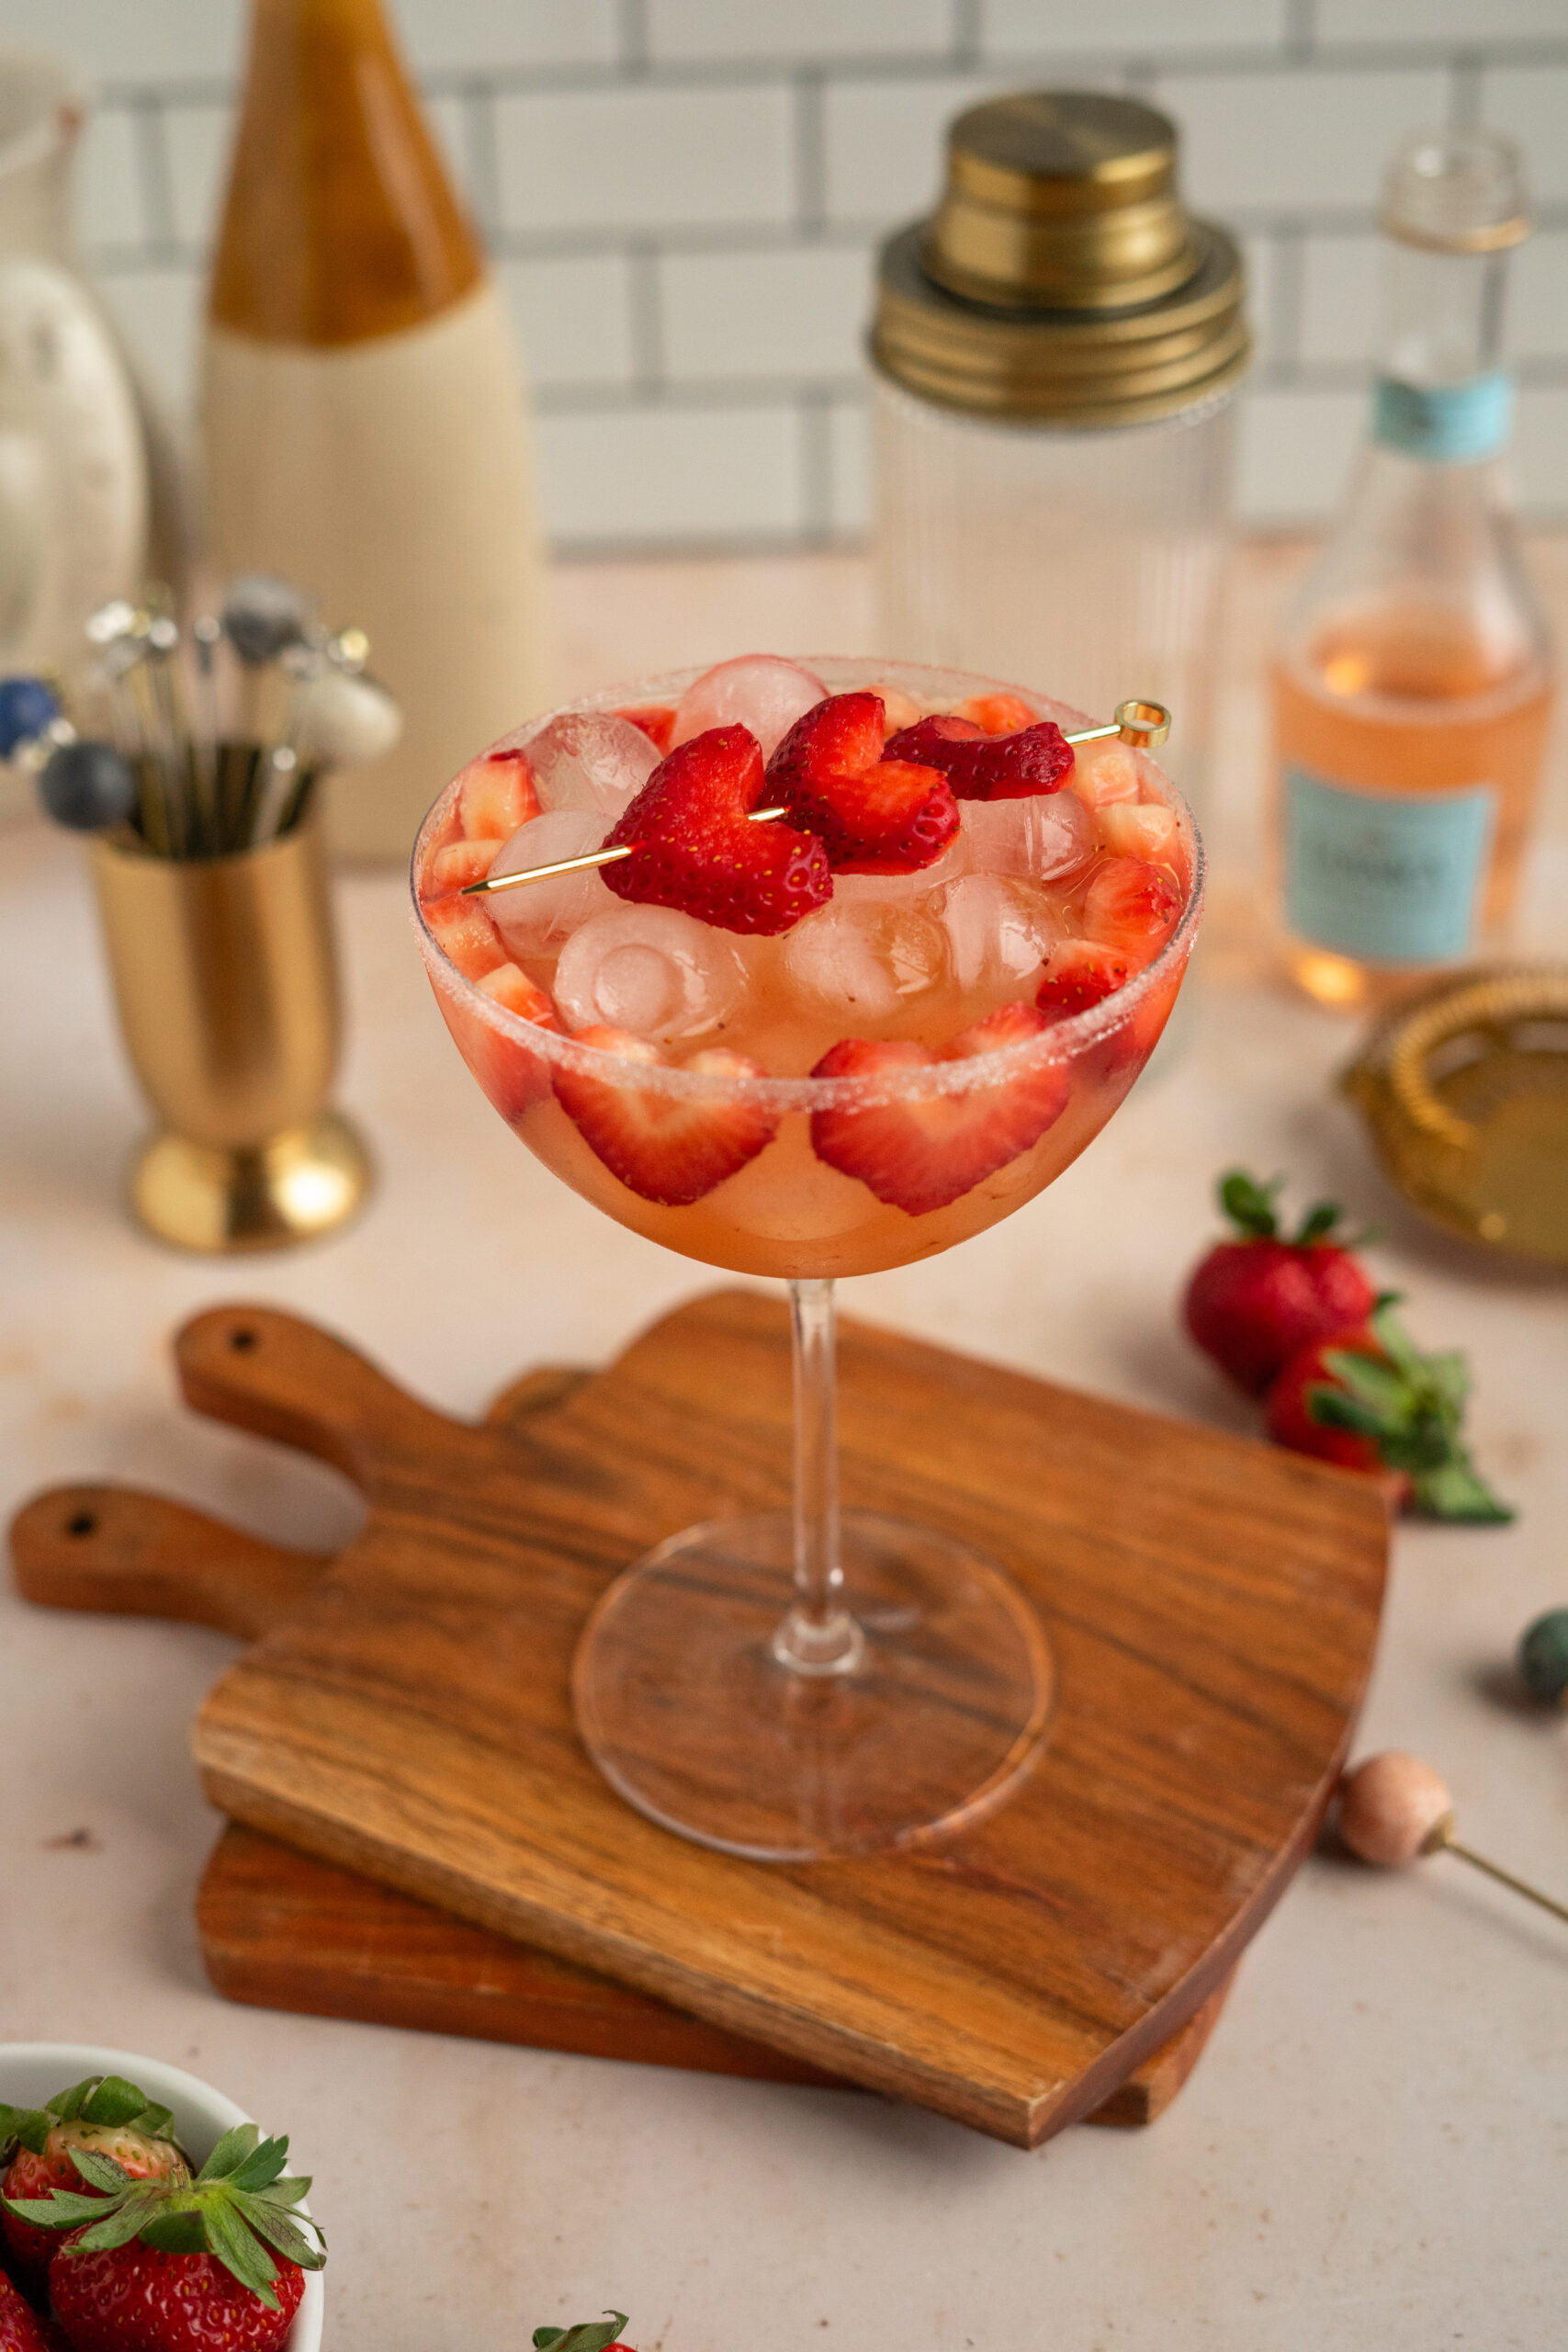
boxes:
[1341,965,1568,1266]
[1381,128,1530,255]
[873,89,1249,425]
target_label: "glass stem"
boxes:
[773,1277,863,1676]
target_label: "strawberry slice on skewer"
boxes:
[885,712,1074,801]
[810,1001,1070,1215]
[767,693,957,874]
[602,726,831,936]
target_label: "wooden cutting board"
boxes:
[9,1291,1387,2145]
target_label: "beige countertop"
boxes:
[2,539,1566,2352]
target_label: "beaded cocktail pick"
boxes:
[462,696,1173,899]
[1339,1751,1568,1926]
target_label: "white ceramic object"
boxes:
[0,2043,323,2352]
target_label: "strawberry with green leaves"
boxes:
[1266,1298,1514,1523]
[534,2315,635,2352]
[1183,1170,1376,1396]
[0,2080,186,2285]
[3,2121,324,2352]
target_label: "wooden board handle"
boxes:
[9,1484,329,1640]
[175,1306,459,1492]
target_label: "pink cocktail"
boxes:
[414,656,1201,1859]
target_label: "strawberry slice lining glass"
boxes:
[413,656,1203,1860]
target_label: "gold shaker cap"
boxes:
[1341,966,1568,1267]
[874,88,1250,425]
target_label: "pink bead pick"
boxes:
[1339,1750,1453,1865]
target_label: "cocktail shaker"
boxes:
[871,91,1250,823]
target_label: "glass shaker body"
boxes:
[874,372,1237,816]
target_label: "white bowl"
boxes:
[0,2044,323,2352]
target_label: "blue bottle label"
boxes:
[1283,765,1496,965]
[1372,373,1513,463]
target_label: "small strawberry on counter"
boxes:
[3,2120,324,2352]
[1183,1170,1376,1396]
[1266,1299,1514,1524]
[533,2314,635,2352]
[0,2081,186,2285]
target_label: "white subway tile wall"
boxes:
[39,0,1568,552]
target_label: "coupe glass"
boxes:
[412,660,1202,1860]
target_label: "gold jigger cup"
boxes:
[90,811,372,1251]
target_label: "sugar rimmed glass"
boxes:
[413,659,1203,1860]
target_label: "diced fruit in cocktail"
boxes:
[422,890,508,979]
[432,961,558,1122]
[603,724,831,936]
[554,1029,779,1204]
[613,704,677,753]
[488,810,617,956]
[526,711,661,816]
[884,714,1073,801]
[961,789,1094,883]
[1079,856,1182,951]
[457,747,539,840]
[809,1001,1069,1215]
[867,683,922,734]
[937,872,1058,991]
[670,655,828,760]
[427,838,502,893]
[767,693,958,873]
[1035,938,1133,1018]
[1069,743,1141,808]
[1097,799,1179,860]
[953,692,1037,736]
[782,898,947,1023]
[554,903,748,1044]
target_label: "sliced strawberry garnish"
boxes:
[457,748,540,841]
[885,714,1073,802]
[953,691,1038,736]
[1079,855,1181,951]
[436,963,561,1123]
[422,889,508,979]
[602,724,831,936]
[614,703,677,754]
[1035,939,1132,1019]
[554,1028,779,1204]
[767,693,958,874]
[809,1001,1069,1216]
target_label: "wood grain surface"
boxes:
[194,1823,1230,2127]
[138,1288,1386,2146]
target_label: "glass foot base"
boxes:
[572,1510,1052,1860]
[130,1113,372,1253]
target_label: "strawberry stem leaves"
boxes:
[1,2123,325,2312]
[1308,1302,1514,1523]
[0,2078,182,2163]
[1216,1168,1366,1250]
[534,2314,630,2352]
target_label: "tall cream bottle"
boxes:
[202,0,549,860]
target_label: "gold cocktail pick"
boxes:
[1339,1751,1568,1927]
[461,697,1172,899]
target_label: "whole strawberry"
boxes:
[1184,1170,1375,1396]
[0,2080,186,2284]
[1266,1300,1513,1523]
[4,2120,323,2352]
[534,2314,635,2352]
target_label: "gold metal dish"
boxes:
[1341,966,1568,1267]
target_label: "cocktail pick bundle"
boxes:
[1,576,400,858]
